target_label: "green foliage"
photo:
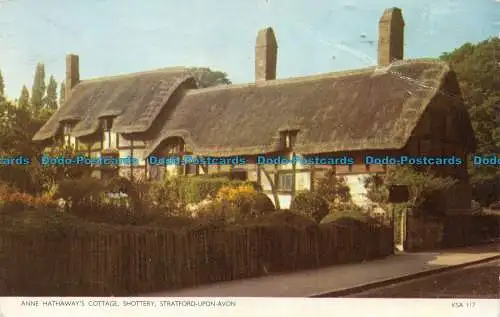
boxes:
[320,209,375,224]
[144,177,186,215]
[0,98,46,193]
[18,85,30,110]
[439,38,500,185]
[45,75,58,110]
[215,183,275,219]
[189,67,232,88]
[182,176,245,204]
[251,192,276,215]
[55,177,105,209]
[290,191,329,223]
[0,191,56,215]
[193,200,239,225]
[59,81,66,106]
[37,145,92,193]
[0,69,4,96]
[250,210,317,229]
[364,166,458,215]
[315,169,353,211]
[30,63,46,117]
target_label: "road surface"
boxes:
[347,259,500,298]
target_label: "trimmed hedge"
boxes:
[320,209,376,224]
[290,191,329,223]
[247,210,317,229]
[182,176,246,204]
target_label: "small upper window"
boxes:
[103,118,113,131]
[280,131,297,149]
[63,123,74,135]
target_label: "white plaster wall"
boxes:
[344,174,388,215]
[266,193,292,209]
[344,174,371,207]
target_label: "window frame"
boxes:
[102,118,115,149]
[277,170,294,192]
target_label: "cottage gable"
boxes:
[32,67,197,142]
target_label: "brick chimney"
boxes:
[65,54,80,99]
[378,8,405,66]
[255,27,278,82]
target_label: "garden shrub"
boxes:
[0,191,58,214]
[290,191,329,223]
[194,200,239,225]
[0,182,14,197]
[0,192,32,214]
[55,177,105,211]
[252,209,317,229]
[104,176,144,212]
[182,176,244,204]
[251,192,275,216]
[149,215,196,229]
[320,209,375,224]
[215,184,274,219]
[0,208,85,233]
[143,176,187,216]
[316,170,353,212]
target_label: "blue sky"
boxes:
[0,0,498,99]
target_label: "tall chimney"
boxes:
[65,54,80,99]
[378,8,405,66]
[255,27,278,82]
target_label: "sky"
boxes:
[0,0,499,99]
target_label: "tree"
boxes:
[364,166,458,216]
[0,69,4,96]
[439,38,500,186]
[45,75,58,110]
[189,67,231,88]
[59,80,66,107]
[18,85,30,110]
[0,97,46,193]
[30,63,46,116]
[315,169,353,212]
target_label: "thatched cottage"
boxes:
[33,7,476,211]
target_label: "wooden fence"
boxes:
[0,223,393,296]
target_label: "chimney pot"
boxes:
[378,8,405,66]
[66,54,80,99]
[255,27,278,82]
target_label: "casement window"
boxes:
[280,130,298,150]
[277,171,294,192]
[63,123,76,147]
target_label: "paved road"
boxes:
[347,259,500,298]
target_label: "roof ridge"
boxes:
[187,58,448,95]
[80,67,190,84]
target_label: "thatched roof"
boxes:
[32,68,196,141]
[145,59,476,157]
